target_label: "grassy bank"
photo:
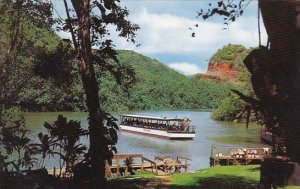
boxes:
[170,165,260,189]
[107,165,299,189]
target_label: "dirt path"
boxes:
[143,176,171,189]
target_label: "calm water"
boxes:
[25,111,264,171]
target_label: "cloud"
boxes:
[168,62,206,76]
[53,2,267,74]
[54,4,267,59]
[114,7,267,57]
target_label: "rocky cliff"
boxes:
[195,44,250,82]
[196,61,239,82]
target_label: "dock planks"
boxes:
[106,154,191,178]
[210,146,272,167]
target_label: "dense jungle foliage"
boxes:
[210,44,248,66]
[98,50,236,111]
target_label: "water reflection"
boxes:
[24,111,264,171]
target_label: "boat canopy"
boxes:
[120,114,188,122]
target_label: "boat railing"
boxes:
[120,121,195,133]
[121,122,169,130]
[167,125,195,133]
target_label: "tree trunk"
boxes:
[259,0,300,163]
[75,0,106,187]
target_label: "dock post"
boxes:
[53,167,56,176]
[125,167,128,177]
[116,158,120,177]
[151,163,153,173]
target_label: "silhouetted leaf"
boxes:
[218,1,222,7]
[202,15,209,20]
[216,10,230,17]
[109,128,118,144]
[111,146,117,154]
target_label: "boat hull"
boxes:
[119,125,195,139]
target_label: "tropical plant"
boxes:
[33,133,57,168]
[0,107,35,172]
[36,115,88,177]
[123,157,135,175]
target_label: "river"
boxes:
[25,110,266,171]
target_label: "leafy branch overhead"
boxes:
[192,0,252,36]
[59,0,139,52]
[199,0,251,21]
[57,0,139,90]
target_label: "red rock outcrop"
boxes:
[195,61,239,82]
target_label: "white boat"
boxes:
[119,114,196,139]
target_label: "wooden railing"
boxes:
[141,156,158,175]
[154,156,191,173]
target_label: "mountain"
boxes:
[96,50,236,111]
[195,44,250,82]
[16,48,236,111]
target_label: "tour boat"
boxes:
[119,114,196,139]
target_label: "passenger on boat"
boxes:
[170,123,178,131]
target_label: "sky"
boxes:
[53,0,267,76]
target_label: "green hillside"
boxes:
[17,49,235,112]
[97,50,235,111]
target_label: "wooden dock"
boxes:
[47,154,191,178]
[106,154,191,177]
[210,146,272,167]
